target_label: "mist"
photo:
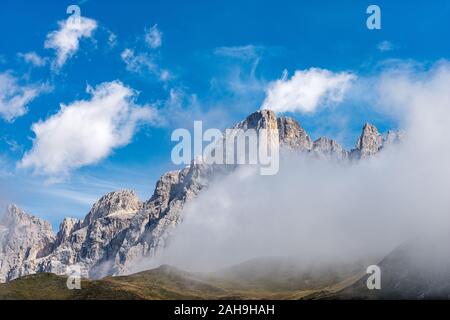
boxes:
[146,60,450,272]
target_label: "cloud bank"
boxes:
[19,81,158,179]
[149,61,450,272]
[262,68,356,114]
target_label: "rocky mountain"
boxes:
[0,109,402,283]
[0,205,55,283]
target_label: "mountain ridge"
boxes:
[0,109,403,283]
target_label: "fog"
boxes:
[148,61,450,272]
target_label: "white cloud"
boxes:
[1,138,22,153]
[0,72,50,122]
[214,45,262,60]
[377,40,395,52]
[45,16,97,68]
[145,24,162,49]
[121,48,171,81]
[121,48,157,73]
[121,25,171,81]
[107,31,118,48]
[19,81,158,178]
[18,52,47,67]
[159,69,171,81]
[261,68,356,114]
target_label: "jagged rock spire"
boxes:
[236,109,278,131]
[55,217,80,247]
[354,123,383,158]
[238,109,314,151]
[383,130,406,147]
[277,116,313,151]
[312,137,348,160]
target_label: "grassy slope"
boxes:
[0,263,365,300]
[5,242,446,300]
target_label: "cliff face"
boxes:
[0,110,403,282]
[0,205,55,283]
[277,115,313,151]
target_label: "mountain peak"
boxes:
[55,217,80,247]
[312,137,348,160]
[277,116,312,150]
[354,123,383,158]
[383,130,406,147]
[82,190,142,227]
[1,204,53,233]
[236,109,278,131]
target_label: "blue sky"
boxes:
[0,0,449,228]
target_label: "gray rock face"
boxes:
[278,116,313,151]
[0,110,404,282]
[0,205,55,282]
[55,217,80,247]
[312,137,348,160]
[113,163,215,276]
[82,190,142,227]
[351,123,405,159]
[235,109,278,132]
[37,190,156,278]
[353,123,383,159]
[383,130,406,147]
